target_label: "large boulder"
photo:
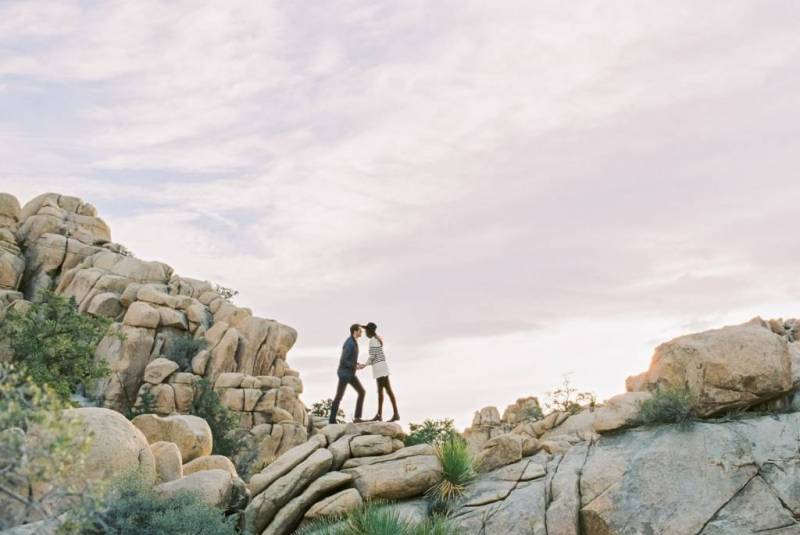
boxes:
[626,318,793,416]
[591,392,652,434]
[182,455,238,478]
[62,407,155,484]
[143,357,179,384]
[475,433,524,472]
[304,488,363,521]
[349,434,394,457]
[155,469,248,512]
[343,450,442,500]
[132,414,212,462]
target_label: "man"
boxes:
[329,324,366,424]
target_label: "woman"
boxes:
[357,322,400,422]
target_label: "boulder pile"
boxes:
[245,421,441,535]
[0,193,308,456]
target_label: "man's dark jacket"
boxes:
[337,336,359,380]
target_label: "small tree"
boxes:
[1,290,112,401]
[310,398,345,424]
[545,374,596,414]
[213,285,239,302]
[0,364,92,529]
[405,419,461,447]
[191,379,243,457]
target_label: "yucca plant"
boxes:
[406,515,457,535]
[427,435,476,504]
[298,501,457,535]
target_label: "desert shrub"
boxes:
[426,435,475,508]
[59,472,236,534]
[404,418,460,447]
[0,364,92,529]
[298,501,456,535]
[520,404,544,421]
[191,378,243,456]
[213,284,239,301]
[545,374,596,415]
[1,290,113,401]
[163,334,207,372]
[636,387,695,427]
[311,398,345,424]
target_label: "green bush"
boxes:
[298,501,456,535]
[520,404,544,421]
[59,472,236,534]
[311,398,345,424]
[427,435,475,506]
[636,387,695,427]
[0,364,92,529]
[191,378,243,456]
[163,335,207,372]
[1,290,113,401]
[404,418,460,447]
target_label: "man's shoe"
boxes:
[353,418,364,423]
[370,415,383,422]
[389,414,400,422]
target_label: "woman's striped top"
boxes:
[365,336,390,378]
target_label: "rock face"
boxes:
[626,318,793,416]
[445,412,800,534]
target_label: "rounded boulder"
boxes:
[62,407,155,485]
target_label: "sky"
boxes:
[2,1,800,429]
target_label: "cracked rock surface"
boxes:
[446,412,800,535]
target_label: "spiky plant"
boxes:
[427,435,475,504]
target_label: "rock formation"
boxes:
[0,192,309,460]
[244,421,440,535]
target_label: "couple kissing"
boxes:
[328,322,400,424]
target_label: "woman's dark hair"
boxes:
[363,322,378,339]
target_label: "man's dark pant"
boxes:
[330,375,365,423]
